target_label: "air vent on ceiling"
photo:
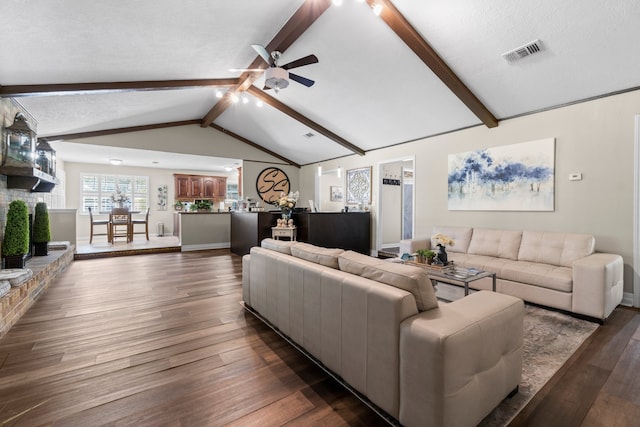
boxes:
[303,132,315,138]
[502,39,543,63]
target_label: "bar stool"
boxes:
[88,207,110,243]
[131,207,150,240]
[109,208,131,243]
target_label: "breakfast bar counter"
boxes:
[173,212,230,251]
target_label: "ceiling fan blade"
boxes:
[251,44,272,65]
[281,54,318,70]
[289,72,315,87]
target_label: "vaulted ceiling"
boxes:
[2,0,640,169]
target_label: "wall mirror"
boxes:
[315,167,343,212]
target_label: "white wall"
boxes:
[300,89,640,295]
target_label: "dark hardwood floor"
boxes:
[0,250,638,426]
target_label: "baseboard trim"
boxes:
[622,292,635,307]
[181,242,230,252]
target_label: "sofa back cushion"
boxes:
[261,238,297,255]
[338,251,438,311]
[467,228,523,260]
[291,242,344,269]
[431,226,473,253]
[518,231,595,267]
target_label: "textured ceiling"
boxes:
[2,0,640,169]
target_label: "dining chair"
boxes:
[109,207,131,243]
[131,207,150,240]
[88,207,110,243]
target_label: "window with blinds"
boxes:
[81,174,149,213]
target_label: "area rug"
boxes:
[435,284,599,426]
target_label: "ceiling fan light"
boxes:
[242,95,249,104]
[264,67,289,91]
[215,90,223,98]
[373,3,383,15]
[256,99,263,108]
[231,93,239,103]
[109,159,122,166]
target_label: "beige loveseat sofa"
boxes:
[243,238,524,427]
[400,226,624,321]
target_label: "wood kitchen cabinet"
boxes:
[174,174,227,200]
[175,175,191,198]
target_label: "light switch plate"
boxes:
[569,173,582,181]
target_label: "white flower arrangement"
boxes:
[274,191,299,212]
[111,188,130,204]
[432,233,455,247]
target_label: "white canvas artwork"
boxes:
[448,138,555,211]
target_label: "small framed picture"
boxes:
[330,186,344,202]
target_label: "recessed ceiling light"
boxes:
[109,159,122,165]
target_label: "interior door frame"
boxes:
[376,156,415,256]
[634,115,640,307]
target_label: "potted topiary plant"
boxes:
[424,249,436,265]
[415,248,429,264]
[33,202,51,256]
[3,200,30,268]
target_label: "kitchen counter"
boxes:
[173,211,230,251]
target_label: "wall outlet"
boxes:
[569,173,582,181]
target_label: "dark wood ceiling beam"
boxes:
[42,120,201,141]
[368,0,498,128]
[200,0,333,127]
[209,123,300,168]
[0,79,238,97]
[247,86,365,156]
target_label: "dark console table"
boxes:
[230,211,371,256]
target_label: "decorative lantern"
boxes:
[3,113,36,167]
[35,139,56,177]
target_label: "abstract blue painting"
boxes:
[448,138,555,211]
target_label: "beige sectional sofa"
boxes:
[400,226,624,321]
[243,238,524,427]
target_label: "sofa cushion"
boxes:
[518,231,595,267]
[500,260,573,292]
[261,238,297,255]
[291,242,344,269]
[431,226,473,253]
[338,251,438,311]
[467,228,523,260]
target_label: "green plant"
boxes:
[416,248,435,258]
[33,202,51,243]
[195,200,213,211]
[174,200,184,210]
[3,200,30,257]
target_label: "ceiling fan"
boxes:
[236,44,318,92]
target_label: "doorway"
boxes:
[376,157,415,256]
